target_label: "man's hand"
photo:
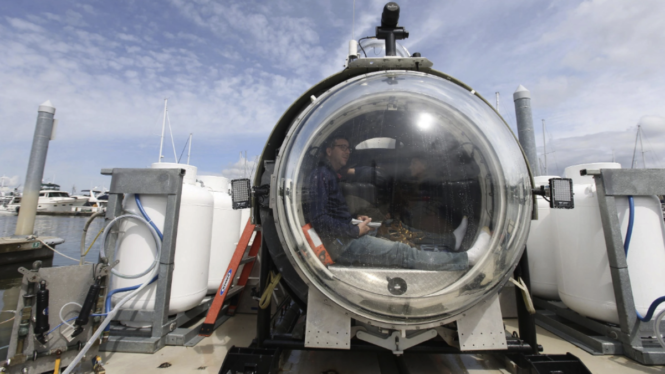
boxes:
[358,217,372,237]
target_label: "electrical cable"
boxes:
[259,272,282,309]
[62,193,163,373]
[80,211,105,264]
[0,310,16,325]
[63,208,162,374]
[105,276,158,316]
[62,265,160,374]
[82,227,104,261]
[99,213,162,279]
[59,302,82,329]
[47,317,77,335]
[39,239,92,264]
[357,36,375,57]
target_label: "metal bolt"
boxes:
[169,322,177,331]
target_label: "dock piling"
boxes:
[15,101,57,236]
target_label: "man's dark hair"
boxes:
[317,134,350,162]
[324,134,350,150]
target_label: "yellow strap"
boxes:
[54,357,62,374]
[82,226,105,258]
[259,272,282,309]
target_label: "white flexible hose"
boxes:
[100,214,161,279]
[655,309,665,350]
[63,213,162,374]
[62,265,159,374]
[59,302,82,329]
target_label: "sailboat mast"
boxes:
[187,133,193,165]
[631,125,640,169]
[542,119,547,175]
[639,125,646,168]
[159,99,167,163]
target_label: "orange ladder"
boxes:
[199,219,261,336]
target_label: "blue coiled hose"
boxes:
[624,196,665,323]
[104,194,162,329]
[135,194,163,240]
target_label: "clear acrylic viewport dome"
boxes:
[358,39,410,58]
[274,70,532,328]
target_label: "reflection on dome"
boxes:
[358,39,410,58]
[274,70,531,327]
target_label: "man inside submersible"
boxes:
[307,135,491,270]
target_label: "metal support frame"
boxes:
[98,168,209,353]
[252,240,540,354]
[535,168,665,365]
[514,248,538,354]
[216,240,589,373]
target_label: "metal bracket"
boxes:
[347,56,434,69]
[434,325,458,348]
[96,260,119,277]
[456,294,507,351]
[304,288,351,350]
[356,329,437,355]
[18,267,41,283]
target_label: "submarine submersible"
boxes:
[221,2,580,372]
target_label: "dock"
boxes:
[0,236,63,265]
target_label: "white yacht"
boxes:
[0,196,20,215]
[72,188,106,206]
[36,183,88,213]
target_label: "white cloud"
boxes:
[169,0,328,76]
[1,1,664,193]
[542,0,665,73]
[221,154,259,181]
[0,176,20,187]
[6,17,44,32]
[117,33,142,43]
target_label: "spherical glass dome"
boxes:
[273,70,532,328]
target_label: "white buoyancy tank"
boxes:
[527,175,561,300]
[198,175,241,293]
[554,163,665,323]
[239,208,250,237]
[112,163,214,314]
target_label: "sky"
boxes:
[1,0,664,192]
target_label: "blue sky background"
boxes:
[1,0,664,191]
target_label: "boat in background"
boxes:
[35,183,88,214]
[72,188,107,207]
[0,196,20,215]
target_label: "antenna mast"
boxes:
[159,99,167,163]
[187,133,193,165]
[631,125,640,168]
[542,119,547,174]
[639,125,646,168]
[495,92,500,113]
